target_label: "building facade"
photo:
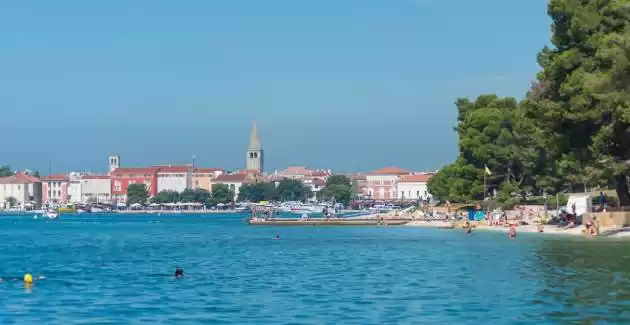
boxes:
[156,166,191,193]
[246,122,264,173]
[364,167,410,200]
[110,167,159,202]
[396,174,433,200]
[67,173,83,203]
[42,174,69,205]
[81,175,111,204]
[192,168,224,192]
[214,173,252,200]
[0,173,42,209]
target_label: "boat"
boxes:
[44,210,58,220]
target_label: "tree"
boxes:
[211,183,234,204]
[152,190,180,204]
[180,188,197,203]
[237,182,275,202]
[326,175,351,188]
[274,179,312,202]
[6,196,17,208]
[32,170,41,178]
[522,0,630,204]
[193,188,212,205]
[0,165,13,177]
[126,184,149,205]
[428,95,544,203]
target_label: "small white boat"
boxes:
[44,210,58,220]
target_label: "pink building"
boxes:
[364,167,410,200]
[41,174,70,205]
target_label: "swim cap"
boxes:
[24,273,33,283]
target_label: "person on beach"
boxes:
[465,221,472,234]
[174,268,184,278]
[508,224,516,239]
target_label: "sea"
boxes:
[1,213,629,324]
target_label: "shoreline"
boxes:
[405,220,630,238]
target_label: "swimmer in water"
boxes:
[274,234,280,240]
[508,224,516,239]
[174,268,184,278]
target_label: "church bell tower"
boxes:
[246,122,263,173]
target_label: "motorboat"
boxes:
[44,210,59,220]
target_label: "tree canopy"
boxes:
[274,179,312,202]
[126,184,149,205]
[429,0,630,206]
[237,182,276,202]
[0,165,13,177]
[211,183,234,204]
[319,175,353,205]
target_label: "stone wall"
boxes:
[584,211,630,228]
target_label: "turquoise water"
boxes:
[1,213,630,324]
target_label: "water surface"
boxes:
[1,213,629,324]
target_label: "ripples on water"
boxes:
[1,214,630,324]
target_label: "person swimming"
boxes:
[174,268,184,278]
[274,234,280,240]
[508,224,517,239]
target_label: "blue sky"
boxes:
[0,0,550,173]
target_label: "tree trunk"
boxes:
[614,174,630,207]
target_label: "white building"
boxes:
[81,175,111,203]
[396,174,433,200]
[67,173,83,203]
[157,166,192,193]
[214,173,250,200]
[0,173,42,209]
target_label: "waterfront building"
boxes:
[108,155,120,173]
[364,167,410,200]
[0,172,42,209]
[396,174,433,201]
[67,173,83,203]
[80,175,111,204]
[42,174,70,205]
[192,168,224,191]
[156,166,191,193]
[110,167,159,202]
[214,172,255,200]
[246,122,264,173]
[303,178,326,200]
[273,166,332,180]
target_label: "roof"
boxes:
[399,174,433,183]
[312,178,326,186]
[248,122,262,150]
[0,172,41,184]
[111,167,160,175]
[41,174,69,181]
[215,174,248,183]
[368,167,410,175]
[157,166,189,173]
[194,168,223,173]
[81,175,110,180]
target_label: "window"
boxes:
[114,186,121,191]
[416,190,420,197]
[17,185,21,190]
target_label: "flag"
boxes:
[484,165,492,175]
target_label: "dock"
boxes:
[248,218,410,226]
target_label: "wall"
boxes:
[584,211,630,228]
[365,175,399,200]
[157,173,188,192]
[396,182,429,200]
[111,177,157,202]
[193,174,214,192]
[0,183,29,208]
[68,180,82,203]
[42,181,68,204]
[82,178,111,203]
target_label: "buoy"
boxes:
[24,273,33,284]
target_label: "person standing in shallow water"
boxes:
[174,268,184,278]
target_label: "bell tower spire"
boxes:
[246,122,263,173]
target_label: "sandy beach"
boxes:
[405,220,630,238]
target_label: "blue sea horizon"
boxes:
[1,213,628,324]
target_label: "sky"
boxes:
[0,0,551,174]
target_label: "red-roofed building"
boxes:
[396,173,433,200]
[214,172,255,200]
[42,174,70,205]
[0,172,42,209]
[110,167,160,202]
[364,167,410,200]
[156,165,192,193]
